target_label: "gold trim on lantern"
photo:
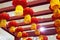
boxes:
[39,35,44,40]
[15,5,23,16]
[9,26,16,33]
[35,30,40,35]
[17,32,22,38]
[50,0,60,10]
[0,19,7,28]
[24,14,31,24]
[55,19,60,27]
[31,23,37,30]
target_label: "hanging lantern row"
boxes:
[0,12,39,33]
[0,12,48,40]
[0,0,48,40]
[50,0,60,40]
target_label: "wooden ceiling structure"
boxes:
[0,0,56,40]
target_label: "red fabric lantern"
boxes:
[15,27,24,32]
[23,7,34,16]
[56,35,60,39]
[37,25,40,29]
[43,36,48,40]
[31,17,39,24]
[12,0,27,8]
[22,32,28,37]
[8,21,18,27]
[0,14,3,20]
[0,12,10,28]
[0,12,10,20]
[39,35,48,40]
[27,38,32,40]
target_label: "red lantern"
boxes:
[23,7,34,16]
[0,14,2,20]
[27,38,32,40]
[15,27,24,32]
[1,12,10,20]
[12,0,27,8]
[22,32,28,37]
[37,25,40,29]
[8,21,18,27]
[56,35,60,39]
[43,36,48,40]
[31,17,39,24]
[0,12,10,28]
[39,35,48,40]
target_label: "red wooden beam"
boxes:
[2,24,56,37]
[8,10,52,21]
[27,29,56,37]
[24,24,54,31]
[7,10,52,26]
[0,0,49,12]
[17,18,53,26]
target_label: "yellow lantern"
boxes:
[50,0,60,10]
[52,9,60,20]
[24,14,31,24]
[17,32,22,38]
[15,5,23,16]
[31,23,37,30]
[0,19,7,28]
[54,19,60,27]
[35,30,40,35]
[39,35,43,40]
[56,27,60,34]
[9,26,16,33]
[23,37,26,40]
